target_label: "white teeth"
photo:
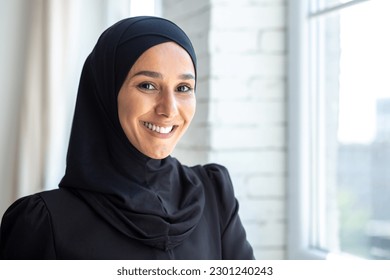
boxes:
[143,122,173,134]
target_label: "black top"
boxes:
[0,16,254,259]
[0,164,253,259]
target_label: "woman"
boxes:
[0,16,254,259]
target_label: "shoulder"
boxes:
[0,189,68,233]
[193,163,235,194]
[174,158,234,196]
[2,191,50,223]
[0,189,62,259]
[2,189,70,220]
[202,163,232,184]
[191,163,237,214]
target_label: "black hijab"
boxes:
[59,16,204,251]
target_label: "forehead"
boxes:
[129,42,195,75]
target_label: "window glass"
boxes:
[309,0,390,259]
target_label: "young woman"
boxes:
[0,16,254,260]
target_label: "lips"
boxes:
[142,121,175,134]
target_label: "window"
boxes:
[288,0,390,259]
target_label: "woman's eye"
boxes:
[138,82,156,91]
[177,85,192,93]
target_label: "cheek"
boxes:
[119,93,148,122]
[118,101,141,139]
[182,97,196,123]
[118,100,134,127]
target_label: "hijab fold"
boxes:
[59,16,204,251]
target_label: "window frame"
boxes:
[287,0,372,260]
[288,0,323,260]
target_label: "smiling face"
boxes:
[117,42,196,159]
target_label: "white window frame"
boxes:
[287,0,372,260]
[288,0,322,259]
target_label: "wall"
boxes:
[164,0,287,259]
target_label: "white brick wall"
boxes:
[164,0,287,259]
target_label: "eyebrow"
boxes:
[178,73,196,80]
[132,70,195,80]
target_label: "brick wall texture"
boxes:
[163,0,287,259]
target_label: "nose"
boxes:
[155,89,178,118]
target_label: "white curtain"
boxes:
[15,0,49,198]
[0,0,137,216]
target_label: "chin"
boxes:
[144,148,173,160]
[148,153,171,160]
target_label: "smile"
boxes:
[142,121,175,134]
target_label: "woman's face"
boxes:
[117,42,196,159]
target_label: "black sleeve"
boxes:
[204,164,255,260]
[0,194,56,259]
